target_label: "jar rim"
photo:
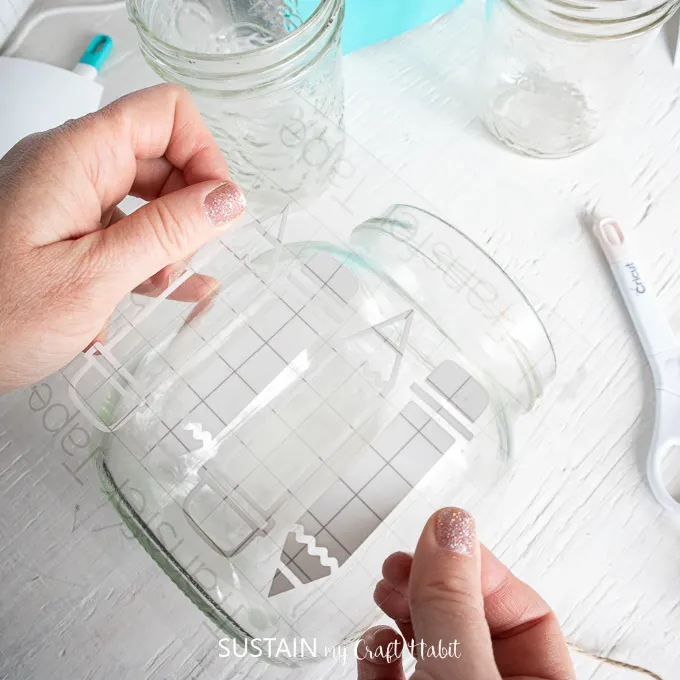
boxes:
[138,8,343,96]
[350,204,558,408]
[126,0,342,62]
[500,0,680,39]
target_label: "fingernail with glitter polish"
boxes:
[204,181,246,227]
[435,507,476,556]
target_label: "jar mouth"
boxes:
[126,0,342,62]
[350,205,557,412]
[502,0,679,38]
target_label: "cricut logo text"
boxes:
[625,262,646,295]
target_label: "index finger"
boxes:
[76,84,230,205]
[2,84,232,248]
[21,84,231,245]
[377,546,575,680]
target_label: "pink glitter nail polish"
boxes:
[435,508,476,556]
[204,181,246,227]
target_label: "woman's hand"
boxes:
[358,507,575,680]
[0,84,245,393]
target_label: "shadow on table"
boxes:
[662,8,679,62]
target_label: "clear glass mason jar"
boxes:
[478,0,679,157]
[126,0,346,217]
[71,204,555,661]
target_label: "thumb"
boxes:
[90,180,246,297]
[409,508,500,680]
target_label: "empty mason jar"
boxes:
[478,0,679,157]
[127,0,346,216]
[70,204,555,659]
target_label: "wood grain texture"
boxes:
[1,1,680,679]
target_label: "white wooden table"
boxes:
[2,2,680,679]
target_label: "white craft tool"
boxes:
[594,218,680,514]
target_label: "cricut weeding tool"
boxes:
[594,218,680,514]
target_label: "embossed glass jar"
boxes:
[127,0,345,217]
[478,0,679,157]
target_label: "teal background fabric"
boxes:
[297,0,465,53]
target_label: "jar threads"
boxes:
[127,0,346,216]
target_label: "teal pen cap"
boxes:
[77,34,113,72]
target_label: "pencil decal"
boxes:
[343,310,415,390]
[269,524,340,597]
[267,360,489,597]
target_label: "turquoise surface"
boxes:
[297,0,464,53]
